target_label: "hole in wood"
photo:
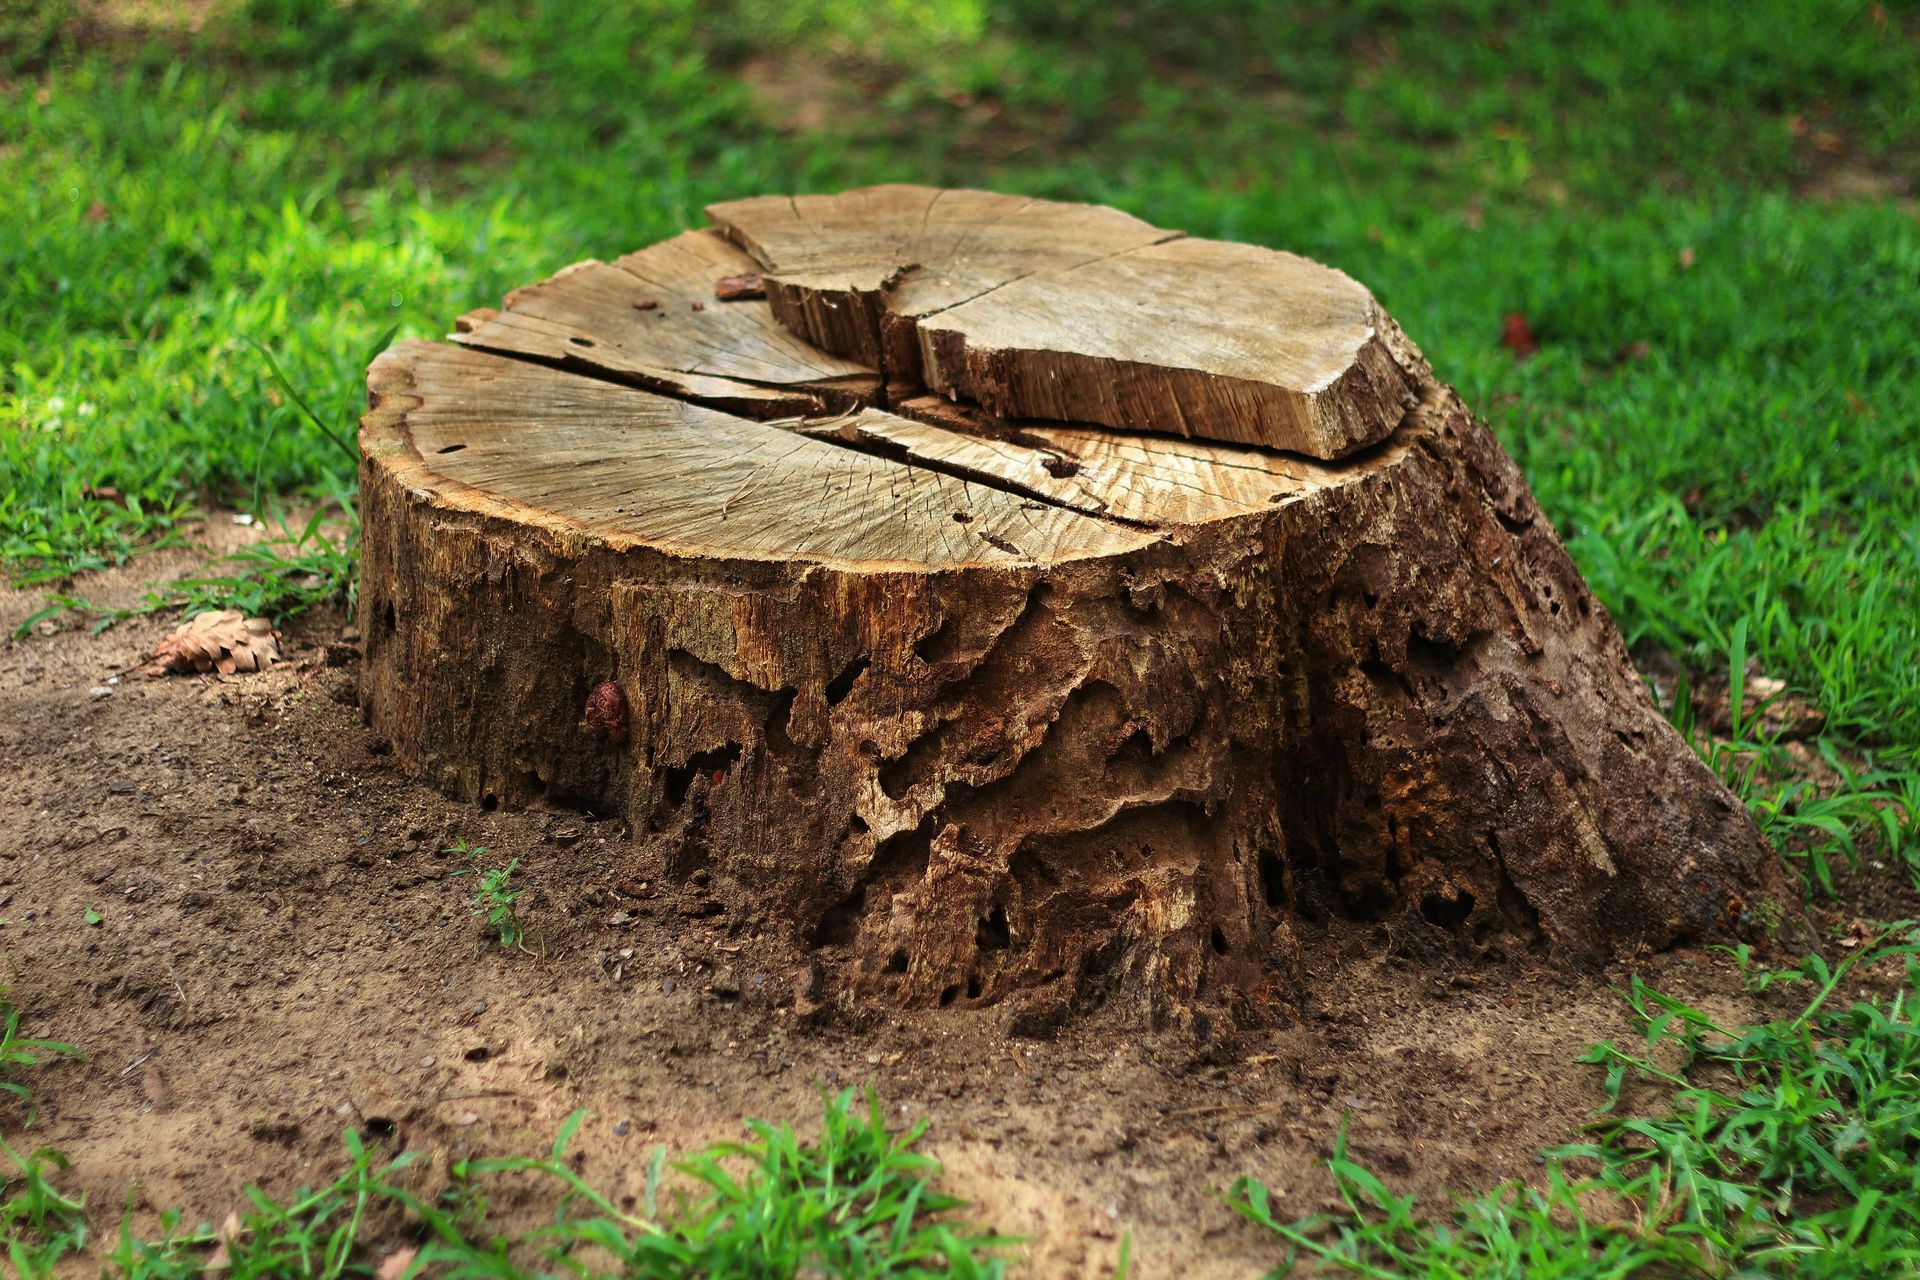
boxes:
[1420,889,1476,934]
[1258,850,1287,909]
[824,656,869,706]
[977,905,1011,952]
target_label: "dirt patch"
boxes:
[1,527,1910,1277]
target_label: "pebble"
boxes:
[87,686,113,701]
[419,1055,436,1068]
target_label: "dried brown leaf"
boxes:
[206,1209,244,1271]
[141,1063,173,1111]
[143,610,280,678]
[378,1247,419,1280]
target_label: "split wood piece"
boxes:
[453,228,878,417]
[707,184,1417,458]
[360,341,1142,568]
[362,274,1799,1032]
[707,185,1173,383]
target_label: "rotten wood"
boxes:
[359,187,1799,1034]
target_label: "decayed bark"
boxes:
[359,188,1799,1033]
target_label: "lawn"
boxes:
[3,0,1918,1275]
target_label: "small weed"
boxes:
[0,996,82,1123]
[447,839,526,951]
[1,1138,89,1277]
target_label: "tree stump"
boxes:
[359,185,1797,1031]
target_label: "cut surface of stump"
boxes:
[707,185,1415,458]
[360,187,1798,1033]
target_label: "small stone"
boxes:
[473,999,488,1015]
[107,779,136,794]
[88,686,113,701]
[708,967,741,999]
[608,910,632,927]
[419,1055,436,1068]
[614,1119,631,1136]
[660,978,676,995]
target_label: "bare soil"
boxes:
[2,520,1909,1278]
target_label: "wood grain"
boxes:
[708,184,1415,457]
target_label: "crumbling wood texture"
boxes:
[360,187,1797,1033]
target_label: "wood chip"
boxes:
[714,272,765,300]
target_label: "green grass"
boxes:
[0,991,87,1275]
[2,1139,90,1277]
[5,1,1914,779]
[1233,927,1920,1277]
[5,1,1920,1275]
[0,998,80,1122]
[6,1090,1010,1279]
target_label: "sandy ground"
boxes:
[1,519,1906,1277]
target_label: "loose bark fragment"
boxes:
[715,272,765,300]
